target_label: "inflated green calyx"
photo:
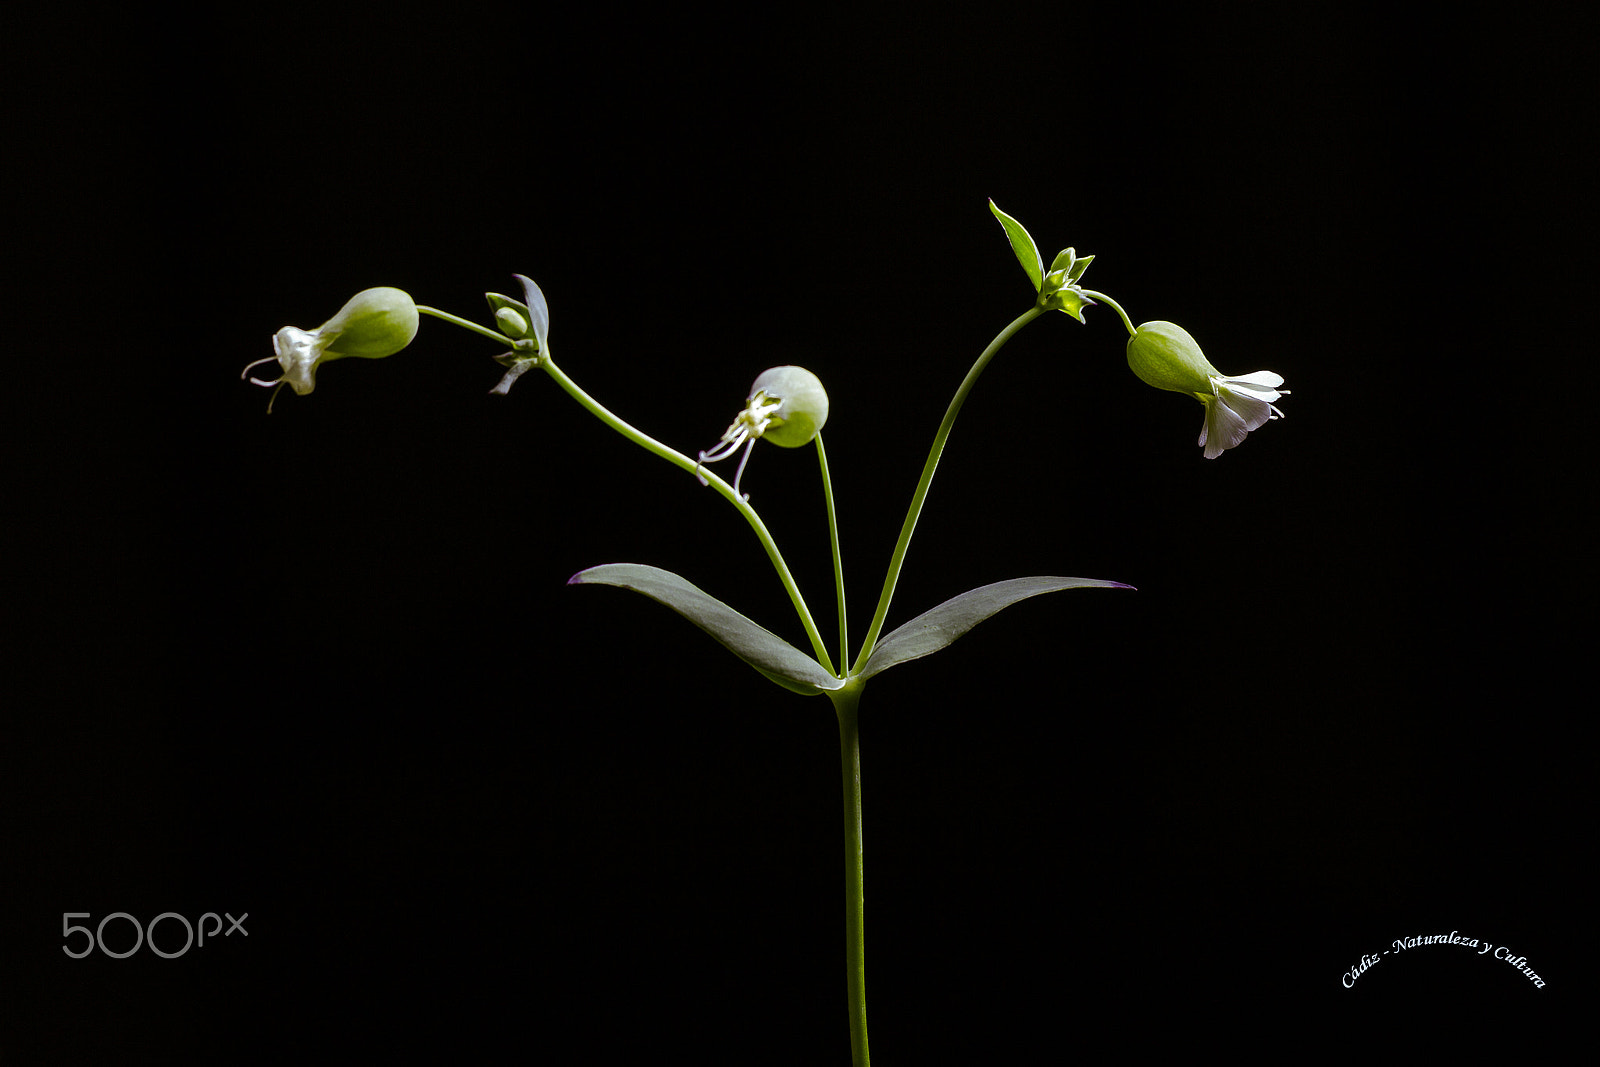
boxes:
[750,366,829,448]
[1125,321,1219,396]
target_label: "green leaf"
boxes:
[514,274,550,352]
[569,563,842,696]
[988,200,1043,293]
[857,576,1132,682]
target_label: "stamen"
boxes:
[241,355,281,384]
[695,427,749,485]
[701,432,747,463]
[693,390,785,493]
[732,438,755,501]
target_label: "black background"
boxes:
[3,3,1591,1061]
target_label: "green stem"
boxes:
[1080,289,1137,338]
[816,434,848,677]
[538,357,837,676]
[416,305,517,346]
[829,685,868,1066]
[850,306,1044,673]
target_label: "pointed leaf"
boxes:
[988,200,1043,293]
[514,274,550,352]
[858,576,1132,682]
[487,357,537,395]
[570,563,842,695]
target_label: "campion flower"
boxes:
[242,287,419,411]
[1126,320,1287,459]
[696,366,829,499]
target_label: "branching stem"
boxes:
[538,357,837,676]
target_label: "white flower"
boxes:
[242,287,418,411]
[695,366,829,499]
[1126,321,1288,459]
[1199,371,1287,460]
[258,324,326,396]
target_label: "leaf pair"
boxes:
[570,563,1130,697]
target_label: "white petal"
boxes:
[1221,369,1284,389]
[271,326,327,396]
[1201,396,1250,458]
[1216,375,1283,406]
[1225,383,1283,403]
[1215,382,1280,431]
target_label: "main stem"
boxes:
[830,686,868,1066]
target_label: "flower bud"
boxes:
[494,306,531,339]
[750,366,828,447]
[1125,320,1220,396]
[1047,246,1093,284]
[485,278,550,395]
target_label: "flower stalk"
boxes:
[817,434,848,677]
[416,304,516,346]
[851,305,1044,673]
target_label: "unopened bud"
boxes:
[494,306,531,339]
